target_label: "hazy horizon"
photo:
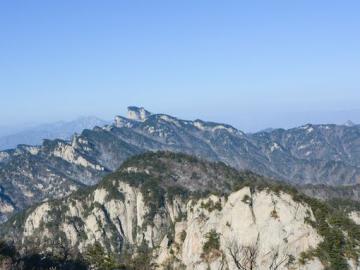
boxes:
[1,1,359,131]
[1,106,359,135]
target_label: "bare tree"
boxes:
[217,253,229,270]
[226,237,294,270]
[268,249,291,270]
[226,237,259,270]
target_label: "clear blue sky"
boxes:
[0,1,359,131]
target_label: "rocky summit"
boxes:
[2,152,360,269]
[1,106,360,223]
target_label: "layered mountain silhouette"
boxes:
[0,116,109,150]
[1,106,360,221]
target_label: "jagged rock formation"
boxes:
[2,152,360,270]
[126,106,152,121]
[2,106,360,222]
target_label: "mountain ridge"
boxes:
[1,106,360,222]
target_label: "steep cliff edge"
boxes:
[1,152,360,269]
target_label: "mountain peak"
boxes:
[344,120,356,127]
[127,106,152,121]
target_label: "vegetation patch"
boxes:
[200,199,222,212]
[180,230,187,242]
[201,229,222,261]
[270,209,279,219]
[241,194,252,205]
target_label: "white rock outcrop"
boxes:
[349,211,360,225]
[157,188,323,270]
[18,183,331,269]
[52,142,104,171]
[127,106,152,121]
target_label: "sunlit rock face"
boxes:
[127,106,152,121]
[3,152,360,269]
[6,184,324,270]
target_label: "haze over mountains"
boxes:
[1,106,360,223]
[0,116,109,150]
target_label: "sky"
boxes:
[0,1,359,132]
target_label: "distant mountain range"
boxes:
[1,106,360,222]
[0,116,109,150]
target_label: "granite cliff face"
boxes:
[1,106,360,222]
[3,153,360,270]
